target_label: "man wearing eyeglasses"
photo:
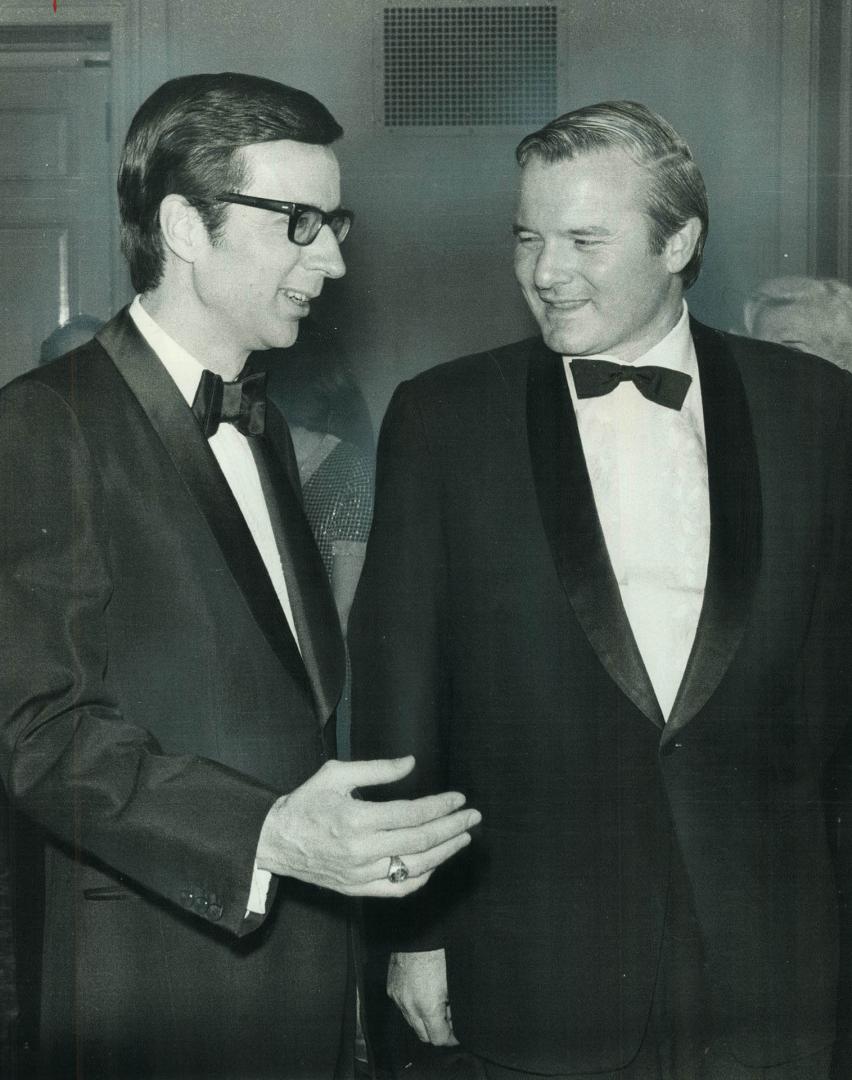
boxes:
[0,72,479,1080]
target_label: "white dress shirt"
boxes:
[563,303,710,719]
[129,296,286,911]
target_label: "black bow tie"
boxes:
[191,369,268,438]
[570,357,692,411]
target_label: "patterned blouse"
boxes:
[298,434,374,577]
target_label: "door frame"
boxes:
[775,0,820,277]
[778,0,852,282]
[827,0,852,279]
[0,0,168,310]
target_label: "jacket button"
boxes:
[661,741,683,757]
[208,903,223,921]
[192,894,209,914]
[180,891,192,908]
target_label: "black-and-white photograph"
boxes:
[0,2,850,1078]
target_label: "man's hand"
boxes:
[388,948,458,1045]
[256,756,480,897]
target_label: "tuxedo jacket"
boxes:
[0,309,349,1079]
[351,320,852,1076]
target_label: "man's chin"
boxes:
[261,323,300,351]
[540,328,589,358]
[281,327,300,349]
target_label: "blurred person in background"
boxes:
[250,318,375,757]
[743,275,852,372]
[39,314,104,366]
[251,317,374,628]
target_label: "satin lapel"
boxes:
[95,309,311,696]
[251,406,345,725]
[526,342,664,728]
[663,320,762,742]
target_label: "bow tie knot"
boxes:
[570,356,692,411]
[192,369,268,438]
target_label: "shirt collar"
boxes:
[128,295,206,408]
[564,301,698,405]
[626,300,694,376]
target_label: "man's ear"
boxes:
[664,217,702,275]
[158,194,210,265]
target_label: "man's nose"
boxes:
[308,224,346,279]
[533,241,575,292]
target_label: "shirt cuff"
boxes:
[246,862,272,917]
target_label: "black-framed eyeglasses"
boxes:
[217,192,353,246]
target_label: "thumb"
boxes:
[335,755,416,794]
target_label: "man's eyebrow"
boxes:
[569,225,611,236]
[511,222,613,237]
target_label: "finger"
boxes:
[332,812,475,868]
[397,830,472,878]
[354,831,472,894]
[343,867,435,898]
[368,808,481,859]
[332,756,416,793]
[282,809,477,887]
[358,791,470,829]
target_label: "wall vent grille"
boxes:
[382,5,557,128]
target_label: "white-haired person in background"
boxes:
[744,275,852,372]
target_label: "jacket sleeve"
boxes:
[349,380,452,951]
[0,378,279,936]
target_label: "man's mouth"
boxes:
[544,298,589,310]
[283,290,314,307]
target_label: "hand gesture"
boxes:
[256,756,480,897]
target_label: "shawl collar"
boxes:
[95,308,344,720]
[526,319,762,737]
[250,405,345,723]
[526,339,665,728]
[662,319,762,740]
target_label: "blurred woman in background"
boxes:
[250,318,374,757]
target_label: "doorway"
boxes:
[0,23,114,384]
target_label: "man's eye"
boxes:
[574,238,602,249]
[514,233,540,245]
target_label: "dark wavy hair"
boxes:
[516,100,708,289]
[118,72,343,293]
